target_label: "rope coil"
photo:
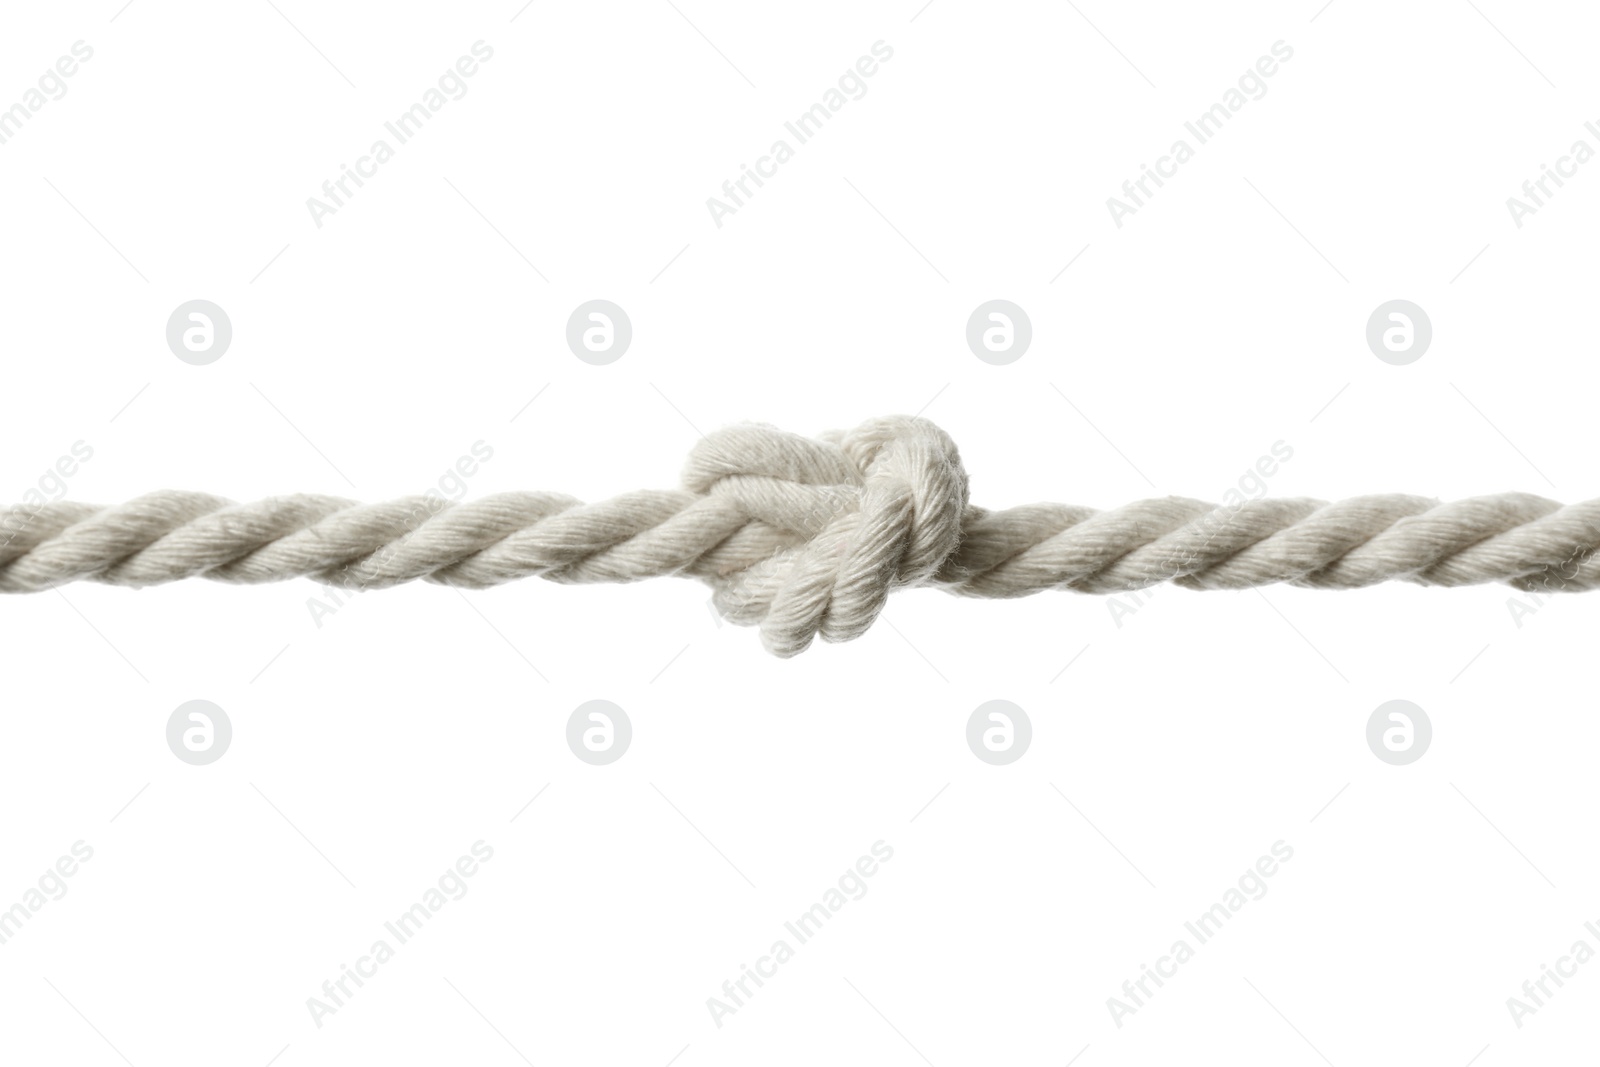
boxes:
[4,415,1597,656]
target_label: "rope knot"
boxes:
[683,415,970,656]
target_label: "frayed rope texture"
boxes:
[4,415,1599,657]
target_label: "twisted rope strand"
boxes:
[4,415,1597,656]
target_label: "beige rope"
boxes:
[4,416,1597,656]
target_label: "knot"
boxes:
[683,416,969,656]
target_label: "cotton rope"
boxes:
[4,416,1596,656]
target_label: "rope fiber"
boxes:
[4,415,1597,656]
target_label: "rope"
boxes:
[4,415,1597,656]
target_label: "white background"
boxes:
[2,1,1599,1064]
